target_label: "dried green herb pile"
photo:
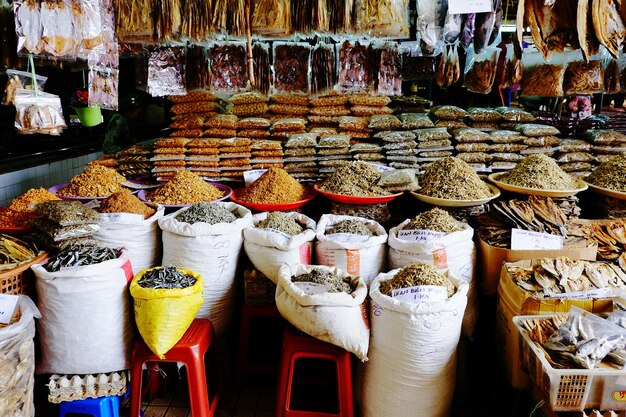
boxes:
[257,212,304,236]
[327,220,373,236]
[318,161,388,196]
[403,208,464,233]
[137,266,196,289]
[419,157,492,200]
[379,263,455,297]
[176,203,237,225]
[292,269,354,294]
[499,154,578,190]
[586,155,626,192]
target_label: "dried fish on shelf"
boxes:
[498,154,579,190]
[492,196,568,237]
[587,154,626,193]
[563,60,604,95]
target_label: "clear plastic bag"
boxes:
[416,0,446,55]
[377,43,402,96]
[41,0,77,57]
[429,105,467,120]
[311,43,336,96]
[273,43,310,94]
[338,40,374,93]
[399,113,434,129]
[354,0,409,38]
[495,106,535,122]
[368,115,402,130]
[14,0,44,54]
[251,0,290,37]
[563,60,604,95]
[521,63,566,97]
[209,43,247,94]
[147,47,185,97]
[13,89,66,135]
[464,46,499,94]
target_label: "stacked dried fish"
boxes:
[137,266,196,289]
[419,157,493,200]
[46,243,120,272]
[292,269,353,294]
[379,263,456,298]
[583,130,626,166]
[569,220,626,262]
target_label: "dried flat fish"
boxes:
[577,0,600,61]
[524,0,580,60]
[592,0,626,58]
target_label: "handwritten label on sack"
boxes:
[0,294,19,324]
[100,213,145,223]
[366,162,394,172]
[448,0,493,14]
[295,282,331,295]
[398,229,445,242]
[244,169,267,187]
[391,285,447,304]
[510,228,564,250]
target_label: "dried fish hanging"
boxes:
[443,10,462,44]
[563,59,604,95]
[591,0,626,59]
[577,0,600,61]
[473,0,499,53]
[147,46,185,97]
[603,53,625,94]
[252,43,270,94]
[273,43,310,93]
[88,0,119,109]
[0,5,18,68]
[501,45,523,88]
[290,0,313,33]
[464,47,499,94]
[460,13,475,50]
[14,0,43,54]
[251,0,290,37]
[180,0,213,40]
[415,0,447,55]
[209,43,247,93]
[328,0,354,33]
[436,44,460,89]
[354,0,410,38]
[185,45,210,91]
[212,0,245,36]
[311,43,336,95]
[338,40,374,93]
[377,43,401,96]
[153,0,181,41]
[114,0,154,42]
[41,0,77,57]
[74,0,105,59]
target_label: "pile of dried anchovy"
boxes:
[419,157,492,200]
[499,154,579,190]
[137,266,197,289]
[257,212,303,236]
[328,220,373,236]
[403,208,464,234]
[46,244,120,272]
[379,263,455,297]
[319,161,388,196]
[292,269,353,294]
[586,155,626,192]
[176,203,237,225]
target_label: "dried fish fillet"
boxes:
[592,0,626,58]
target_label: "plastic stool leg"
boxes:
[129,356,145,417]
[186,357,212,417]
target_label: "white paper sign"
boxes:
[448,0,493,14]
[367,162,394,172]
[295,282,331,295]
[243,169,267,187]
[391,285,447,303]
[398,229,445,242]
[0,294,19,324]
[510,228,564,250]
[100,213,145,223]
[549,288,615,300]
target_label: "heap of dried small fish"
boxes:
[591,0,626,58]
[292,269,353,294]
[499,155,579,190]
[147,171,225,205]
[327,219,373,236]
[586,154,626,193]
[379,263,455,297]
[257,212,303,236]
[569,220,626,262]
[319,162,388,197]
[137,266,196,289]
[212,0,245,35]
[520,64,566,97]
[419,157,493,200]
[507,257,626,296]
[563,60,604,95]
[0,234,39,271]
[46,243,120,272]
[403,208,464,234]
[175,203,237,225]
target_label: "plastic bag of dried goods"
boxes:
[33,250,134,374]
[130,267,203,359]
[244,212,316,284]
[463,46,499,94]
[275,263,369,360]
[208,42,247,94]
[13,89,66,135]
[0,296,40,417]
[315,214,388,286]
[563,59,604,95]
[273,43,311,94]
[388,220,477,337]
[362,269,468,417]
[159,202,253,335]
[338,40,374,93]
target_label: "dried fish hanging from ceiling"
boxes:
[273,43,310,93]
[41,0,77,57]
[74,0,104,59]
[180,0,213,40]
[133,50,150,92]
[460,13,475,50]
[291,0,312,33]
[354,0,409,38]
[114,0,154,42]
[436,44,460,88]
[212,0,245,36]
[443,9,462,44]
[311,43,336,95]
[185,45,210,91]
[415,0,447,55]
[209,43,247,93]
[14,0,44,54]
[0,5,18,68]
[153,0,181,41]
[327,0,354,33]
[577,0,600,61]
[473,0,500,53]
[251,0,290,37]
[147,46,185,97]
[338,40,374,93]
[591,0,626,59]
[252,43,270,95]
[377,43,401,96]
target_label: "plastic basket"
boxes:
[243,268,276,305]
[514,314,626,412]
[0,252,48,296]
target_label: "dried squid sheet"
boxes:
[185,45,210,91]
[273,43,310,93]
[577,0,600,61]
[524,0,580,61]
[592,0,626,59]
[89,66,118,109]
[290,0,329,34]
[154,0,182,41]
[14,89,66,135]
[14,0,43,54]
[180,0,213,41]
[252,0,290,37]
[311,43,336,95]
[41,0,77,57]
[147,47,185,97]
[209,43,247,93]
[212,0,245,36]
[339,40,374,93]
[354,0,409,38]
[416,0,447,55]
[75,0,104,57]
[328,0,354,33]
[253,43,271,94]
[377,43,401,95]
[114,0,154,42]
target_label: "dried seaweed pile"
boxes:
[318,161,388,196]
[403,208,464,234]
[328,219,373,236]
[257,212,304,236]
[499,154,579,190]
[379,263,455,297]
[586,155,626,193]
[419,157,492,200]
[292,269,353,294]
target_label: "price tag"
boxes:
[510,228,564,250]
[0,294,19,324]
[100,213,145,223]
[326,233,370,245]
[295,282,330,295]
[366,162,394,172]
[448,0,493,14]
[398,229,445,242]
[243,169,267,187]
[391,285,447,304]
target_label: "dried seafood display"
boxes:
[604,58,622,94]
[403,208,464,234]
[212,0,245,36]
[251,0,290,37]
[273,43,310,93]
[379,263,456,298]
[14,90,66,135]
[180,0,213,40]
[318,161,389,196]
[209,43,247,93]
[464,49,498,94]
[436,45,461,89]
[586,155,626,192]
[521,64,566,97]
[175,203,237,225]
[339,41,373,93]
[415,0,447,55]
[328,219,373,236]
[311,43,336,95]
[292,269,354,294]
[257,212,304,236]
[494,196,567,235]
[114,0,154,42]
[569,219,626,261]
[185,45,210,91]
[146,171,225,205]
[498,155,580,190]
[474,0,501,53]
[591,0,626,58]
[99,190,155,219]
[328,0,354,33]
[46,243,120,272]
[0,188,60,229]
[354,0,409,38]
[563,60,604,95]
[378,44,401,96]
[147,47,185,97]
[419,157,493,200]
[253,43,271,95]
[239,168,309,204]
[57,166,126,198]
[137,266,196,289]
[0,234,39,271]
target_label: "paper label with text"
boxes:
[0,294,19,324]
[295,282,331,295]
[448,0,493,14]
[549,288,614,300]
[391,285,447,304]
[243,169,268,187]
[398,229,445,242]
[367,162,394,172]
[100,213,145,223]
[510,228,564,250]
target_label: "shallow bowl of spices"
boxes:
[313,183,403,205]
[584,181,626,201]
[48,183,110,201]
[410,184,501,207]
[229,187,317,212]
[488,173,588,198]
[137,183,233,208]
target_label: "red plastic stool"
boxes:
[275,326,354,417]
[129,319,219,417]
[236,303,285,381]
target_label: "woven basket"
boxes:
[0,252,48,296]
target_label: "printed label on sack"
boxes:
[510,228,564,250]
[100,213,145,223]
[346,249,361,275]
[299,242,311,264]
[295,282,331,295]
[548,288,614,300]
[432,248,448,269]
[448,0,493,14]
[398,229,445,242]
[316,245,362,274]
[391,285,447,304]
[0,294,19,324]
[243,169,267,187]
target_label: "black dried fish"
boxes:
[46,244,121,272]
[137,266,196,289]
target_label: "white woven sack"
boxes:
[315,214,388,285]
[275,263,369,360]
[362,269,468,417]
[243,212,316,284]
[95,205,165,276]
[388,220,478,337]
[159,202,252,335]
[33,250,134,375]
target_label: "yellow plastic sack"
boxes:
[129,268,204,359]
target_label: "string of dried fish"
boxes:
[292,269,353,294]
[180,0,213,40]
[327,220,372,236]
[257,212,303,236]
[586,154,626,192]
[419,157,492,200]
[46,243,120,272]
[499,154,579,190]
[379,263,455,297]
[175,203,237,225]
[403,208,464,234]
[137,266,196,289]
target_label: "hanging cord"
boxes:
[29,54,39,97]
